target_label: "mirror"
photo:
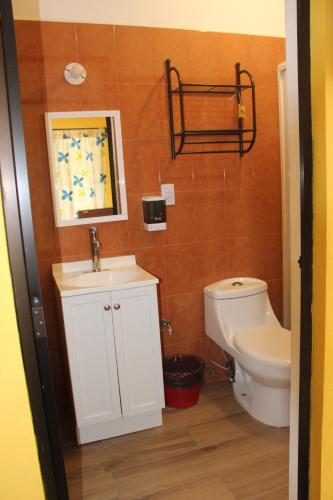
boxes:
[45,110,127,227]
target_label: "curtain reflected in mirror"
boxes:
[45,111,127,227]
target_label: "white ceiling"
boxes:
[12,0,285,37]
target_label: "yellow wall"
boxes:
[0,191,45,500]
[310,0,333,497]
[51,116,107,129]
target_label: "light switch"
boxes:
[161,184,175,206]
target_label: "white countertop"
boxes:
[52,255,159,297]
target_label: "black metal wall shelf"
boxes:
[166,59,256,158]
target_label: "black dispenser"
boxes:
[142,196,167,231]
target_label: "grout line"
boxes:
[112,25,119,84]
[73,23,79,60]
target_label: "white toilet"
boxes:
[204,277,291,427]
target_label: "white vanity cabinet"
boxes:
[110,286,165,418]
[54,256,165,444]
[62,291,122,439]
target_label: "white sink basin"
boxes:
[63,268,142,288]
[52,255,158,297]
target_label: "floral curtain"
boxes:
[53,128,111,221]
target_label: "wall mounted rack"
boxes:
[166,59,256,158]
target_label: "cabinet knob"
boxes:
[104,305,111,311]
[114,303,121,310]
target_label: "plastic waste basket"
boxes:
[163,354,205,408]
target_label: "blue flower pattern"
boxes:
[70,138,81,149]
[56,128,109,218]
[73,175,84,187]
[61,190,73,201]
[58,152,69,163]
[96,135,106,147]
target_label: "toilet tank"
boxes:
[204,277,279,351]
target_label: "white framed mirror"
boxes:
[45,110,127,227]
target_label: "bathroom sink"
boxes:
[62,268,142,288]
[52,255,158,297]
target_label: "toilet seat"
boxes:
[234,325,291,368]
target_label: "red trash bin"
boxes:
[163,354,205,409]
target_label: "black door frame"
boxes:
[0,0,312,498]
[296,0,312,498]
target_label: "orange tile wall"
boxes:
[14,20,285,415]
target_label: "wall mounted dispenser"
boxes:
[142,196,167,231]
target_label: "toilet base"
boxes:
[233,366,290,427]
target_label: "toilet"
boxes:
[204,277,291,427]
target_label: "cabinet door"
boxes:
[62,292,122,427]
[111,286,165,417]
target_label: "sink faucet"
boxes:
[89,227,101,272]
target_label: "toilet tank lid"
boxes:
[204,277,267,299]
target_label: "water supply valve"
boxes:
[160,318,173,336]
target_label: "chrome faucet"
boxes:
[89,227,101,272]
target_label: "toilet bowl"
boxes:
[204,277,291,427]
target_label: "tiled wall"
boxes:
[15,21,285,414]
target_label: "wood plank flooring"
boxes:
[63,381,289,499]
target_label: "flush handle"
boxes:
[104,305,111,311]
[232,281,243,287]
[114,304,121,310]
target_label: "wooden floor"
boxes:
[63,381,289,500]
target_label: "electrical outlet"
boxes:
[161,184,175,206]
